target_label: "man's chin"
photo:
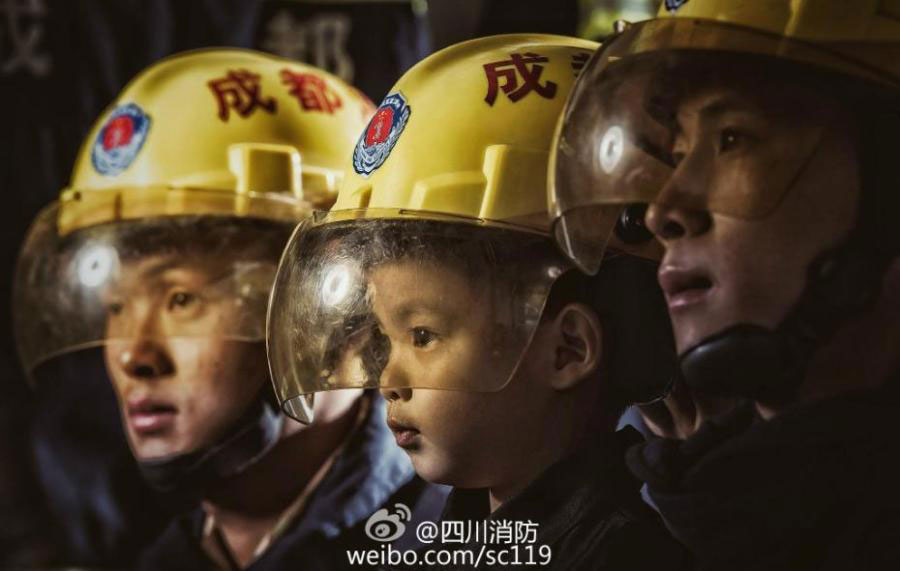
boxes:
[674,322,716,356]
[672,306,756,355]
[130,438,193,462]
[676,308,790,356]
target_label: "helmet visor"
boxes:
[550,18,858,273]
[267,211,568,422]
[14,201,295,376]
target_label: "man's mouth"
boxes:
[127,397,178,434]
[658,265,714,311]
[386,417,420,448]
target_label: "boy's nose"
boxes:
[380,385,412,402]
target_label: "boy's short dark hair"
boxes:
[542,253,676,427]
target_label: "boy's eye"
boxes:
[168,290,198,311]
[107,302,124,316]
[411,327,437,348]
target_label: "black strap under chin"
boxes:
[679,235,890,404]
[137,392,283,494]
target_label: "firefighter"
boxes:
[267,34,689,569]
[550,1,900,568]
[14,48,445,570]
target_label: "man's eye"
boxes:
[168,291,198,311]
[107,302,124,316]
[411,327,437,348]
[719,128,748,152]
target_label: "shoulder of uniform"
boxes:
[555,509,692,570]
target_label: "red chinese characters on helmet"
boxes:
[280,69,343,114]
[483,52,558,106]
[207,69,278,121]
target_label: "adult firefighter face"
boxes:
[101,233,275,460]
[550,6,900,401]
[14,48,374,488]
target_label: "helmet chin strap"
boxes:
[678,236,889,405]
[137,386,284,494]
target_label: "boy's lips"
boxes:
[127,396,178,435]
[386,416,420,448]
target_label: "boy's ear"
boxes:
[549,303,602,391]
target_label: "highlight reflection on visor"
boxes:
[598,125,625,174]
[76,243,119,288]
[320,264,354,308]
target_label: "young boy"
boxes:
[14,49,445,570]
[267,35,689,569]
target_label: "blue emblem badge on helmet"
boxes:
[353,93,411,177]
[664,0,689,12]
[92,103,152,176]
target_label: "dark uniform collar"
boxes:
[137,394,437,570]
[441,427,650,546]
[182,392,414,542]
[627,370,900,569]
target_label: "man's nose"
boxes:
[645,151,713,241]
[645,201,712,241]
[117,337,175,379]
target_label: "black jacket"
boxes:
[628,373,900,570]
[136,396,448,570]
[397,428,690,570]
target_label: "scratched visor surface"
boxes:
[551,18,845,274]
[14,203,293,377]
[267,213,568,422]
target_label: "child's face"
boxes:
[370,259,553,487]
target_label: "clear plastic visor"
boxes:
[550,18,864,273]
[267,211,569,423]
[14,201,295,377]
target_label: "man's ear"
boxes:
[549,303,602,391]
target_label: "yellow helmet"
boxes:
[333,34,597,229]
[14,48,373,378]
[550,0,900,274]
[267,34,606,422]
[654,0,900,87]
[60,48,374,234]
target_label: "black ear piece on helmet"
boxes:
[615,203,654,246]
[586,254,677,405]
